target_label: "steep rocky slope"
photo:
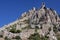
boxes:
[0,2,60,40]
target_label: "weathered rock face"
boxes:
[0,2,60,40]
[20,2,59,29]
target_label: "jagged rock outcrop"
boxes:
[0,2,60,40]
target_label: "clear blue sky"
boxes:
[0,0,60,27]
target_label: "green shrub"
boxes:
[9,29,21,33]
[15,36,22,40]
[48,27,51,32]
[28,33,48,40]
[0,35,3,38]
[9,28,16,33]
[35,26,39,33]
[4,36,11,40]
[28,33,41,40]
[56,34,60,40]
[9,24,17,33]
[9,24,21,33]
[57,37,60,40]
[16,30,21,33]
[40,35,48,40]
[53,26,58,33]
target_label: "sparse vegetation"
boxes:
[57,25,60,31]
[53,24,58,33]
[40,36,48,40]
[56,34,60,40]
[9,28,16,33]
[0,35,3,38]
[14,36,22,40]
[48,27,51,32]
[53,26,58,33]
[16,30,21,33]
[0,3,60,40]
[57,37,60,40]
[35,26,39,33]
[9,24,16,32]
[9,29,21,33]
[28,33,40,40]
[5,36,11,40]
[9,24,21,33]
[40,24,42,29]
[28,33,48,40]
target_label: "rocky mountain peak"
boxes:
[0,3,60,40]
[41,2,46,8]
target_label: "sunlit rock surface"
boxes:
[0,2,60,40]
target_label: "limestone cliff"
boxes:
[0,2,60,40]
